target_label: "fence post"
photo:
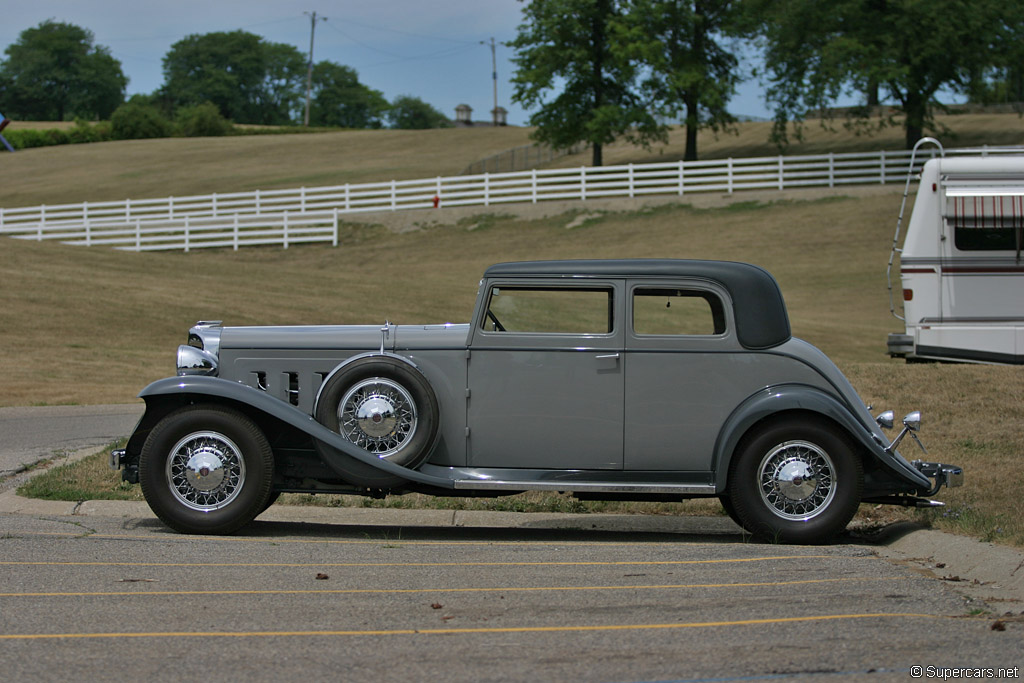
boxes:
[332,208,338,247]
[880,150,886,184]
[391,180,397,210]
[184,215,190,253]
[135,219,141,251]
[212,193,218,216]
[284,213,289,249]
[484,173,490,206]
[39,205,46,240]
[344,184,350,212]
[255,189,261,214]
[828,153,835,188]
[678,161,684,195]
[233,215,239,251]
[532,169,538,203]
[125,198,131,221]
[301,187,306,211]
[169,196,174,219]
[628,164,635,198]
[778,156,784,190]
[85,218,91,247]
[581,167,587,200]
[727,159,734,194]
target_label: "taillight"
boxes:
[903,289,913,301]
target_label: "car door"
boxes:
[623,280,744,473]
[466,279,624,470]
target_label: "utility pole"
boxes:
[481,37,498,125]
[304,11,327,127]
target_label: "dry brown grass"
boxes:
[4,115,1024,545]
[553,112,1024,166]
[0,126,534,207]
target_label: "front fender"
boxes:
[134,376,456,490]
[712,384,932,492]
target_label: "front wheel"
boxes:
[139,404,274,535]
[726,418,862,544]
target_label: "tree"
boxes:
[752,0,1024,149]
[615,0,740,161]
[309,63,389,128]
[386,95,451,129]
[0,20,126,120]
[110,96,173,140]
[161,31,305,125]
[510,0,663,166]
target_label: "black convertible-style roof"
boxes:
[483,259,791,349]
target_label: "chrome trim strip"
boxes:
[452,479,716,494]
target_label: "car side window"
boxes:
[482,286,613,334]
[633,287,726,336]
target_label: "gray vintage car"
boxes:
[113,259,962,543]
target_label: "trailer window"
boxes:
[949,194,1024,251]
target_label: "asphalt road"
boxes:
[1,405,1022,681]
[0,403,143,477]
[1,511,1020,682]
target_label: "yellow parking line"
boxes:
[0,555,846,568]
[17,531,735,547]
[0,613,946,641]
[0,576,900,598]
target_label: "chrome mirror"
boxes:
[875,410,894,430]
[903,411,921,432]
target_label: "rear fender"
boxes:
[712,384,932,492]
[131,376,455,489]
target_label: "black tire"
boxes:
[139,404,274,535]
[718,495,744,529]
[726,417,862,544]
[313,356,439,489]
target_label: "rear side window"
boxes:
[482,287,613,334]
[633,288,726,336]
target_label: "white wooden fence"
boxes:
[3,145,1022,252]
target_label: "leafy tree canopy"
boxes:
[510,0,665,166]
[751,0,1024,148]
[614,0,740,161]
[161,30,305,125]
[386,95,451,129]
[310,63,389,129]
[0,20,127,120]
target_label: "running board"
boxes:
[452,479,717,495]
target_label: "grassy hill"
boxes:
[3,112,1023,209]
[2,112,1023,544]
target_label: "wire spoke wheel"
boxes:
[139,405,274,535]
[727,418,862,544]
[166,431,246,511]
[314,357,440,488]
[338,378,418,459]
[757,440,836,521]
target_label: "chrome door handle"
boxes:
[595,353,620,359]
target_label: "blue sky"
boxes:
[1,1,849,125]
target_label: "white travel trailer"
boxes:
[888,147,1024,364]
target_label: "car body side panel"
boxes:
[625,352,835,471]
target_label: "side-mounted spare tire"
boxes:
[313,356,440,489]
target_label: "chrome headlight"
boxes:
[177,345,218,376]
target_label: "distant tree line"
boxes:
[3,4,1024,161]
[0,21,451,136]
[511,0,1024,164]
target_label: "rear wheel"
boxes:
[726,417,862,544]
[139,405,274,535]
